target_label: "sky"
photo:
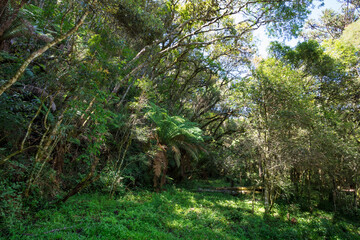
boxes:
[254,0,343,57]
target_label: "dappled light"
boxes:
[1,0,360,239]
[9,182,360,239]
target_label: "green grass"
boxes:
[3,180,360,239]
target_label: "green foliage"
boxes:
[303,2,360,41]
[269,40,337,77]
[2,181,360,239]
[147,103,205,167]
[262,0,313,38]
[115,0,165,44]
[0,0,359,228]
[341,19,360,48]
[0,92,40,150]
[0,179,25,235]
[147,103,204,144]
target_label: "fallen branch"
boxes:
[215,186,264,191]
[197,188,241,195]
[340,189,356,192]
[43,226,75,234]
[197,186,263,195]
[22,225,78,237]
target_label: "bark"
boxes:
[0,146,37,165]
[60,157,100,203]
[0,11,89,96]
[24,85,57,111]
[60,175,100,203]
[52,142,66,187]
[252,188,256,214]
[197,187,263,195]
[153,147,168,192]
[24,105,67,197]
[215,186,263,191]
[355,179,358,212]
[307,170,311,206]
[264,185,270,213]
[111,47,150,95]
[332,178,337,212]
[109,133,131,198]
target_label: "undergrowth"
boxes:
[1,180,360,239]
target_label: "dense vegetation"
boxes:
[5,180,360,239]
[1,0,359,238]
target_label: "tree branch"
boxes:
[0,10,89,96]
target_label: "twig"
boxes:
[43,226,75,234]
[22,225,78,237]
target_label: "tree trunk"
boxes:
[332,178,337,212]
[60,157,100,203]
[252,188,256,214]
[153,146,168,192]
[264,185,270,213]
[307,170,311,207]
[355,181,358,213]
[24,106,66,197]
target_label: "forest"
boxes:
[0,0,360,239]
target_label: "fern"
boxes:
[147,103,206,190]
[146,102,205,166]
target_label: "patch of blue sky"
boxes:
[254,0,342,58]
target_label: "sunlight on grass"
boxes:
[7,181,360,240]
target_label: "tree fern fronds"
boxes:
[146,103,209,190]
[171,145,181,167]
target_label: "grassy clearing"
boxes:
[3,180,360,240]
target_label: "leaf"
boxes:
[171,145,181,167]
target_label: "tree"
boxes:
[147,103,205,191]
[0,0,319,212]
[0,1,91,96]
[246,57,316,212]
[303,0,360,41]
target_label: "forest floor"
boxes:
[4,180,360,240]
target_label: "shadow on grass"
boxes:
[6,184,360,240]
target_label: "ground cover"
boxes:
[3,180,360,240]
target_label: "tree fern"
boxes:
[146,102,205,190]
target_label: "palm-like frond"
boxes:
[171,145,181,167]
[146,102,205,167]
[1,4,52,41]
